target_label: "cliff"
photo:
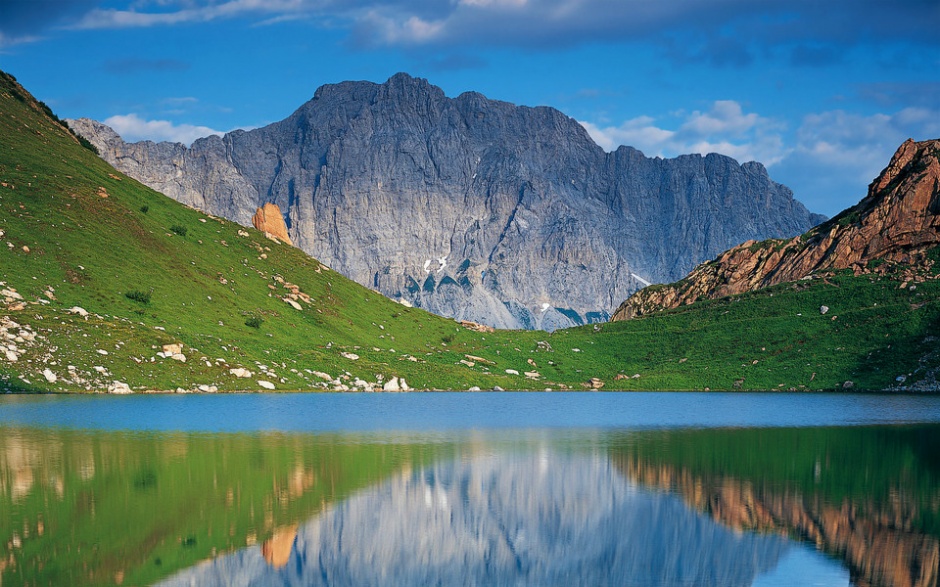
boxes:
[69,73,822,330]
[613,138,940,320]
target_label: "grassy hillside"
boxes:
[1,69,938,392]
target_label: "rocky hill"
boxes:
[69,73,823,330]
[613,138,940,320]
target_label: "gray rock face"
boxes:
[158,453,792,586]
[70,73,824,330]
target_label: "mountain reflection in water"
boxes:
[160,453,806,587]
[6,422,939,586]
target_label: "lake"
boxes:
[2,392,939,586]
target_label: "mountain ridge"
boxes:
[69,72,824,330]
[612,137,940,320]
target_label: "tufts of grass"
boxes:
[124,289,152,304]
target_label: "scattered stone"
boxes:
[41,369,56,383]
[229,367,253,378]
[493,386,504,391]
[341,352,360,360]
[66,306,89,317]
[524,371,540,379]
[589,377,604,389]
[631,374,641,379]
[505,369,519,375]
[170,353,186,362]
[284,298,303,311]
[527,358,537,367]
[468,386,481,391]
[820,305,830,315]
[383,377,402,392]
[896,375,907,383]
[459,319,495,333]
[842,380,854,389]
[96,349,108,355]
[162,343,183,355]
[257,380,276,390]
[4,350,17,362]
[108,381,132,394]
[459,359,475,367]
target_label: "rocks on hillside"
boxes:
[68,73,822,330]
[613,138,940,320]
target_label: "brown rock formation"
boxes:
[261,523,299,568]
[616,458,940,587]
[613,138,940,320]
[251,203,292,245]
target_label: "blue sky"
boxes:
[1,0,938,217]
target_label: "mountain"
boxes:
[612,138,940,320]
[69,73,824,330]
[2,68,937,392]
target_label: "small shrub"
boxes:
[140,205,149,214]
[245,316,263,329]
[169,224,188,237]
[125,289,152,304]
[76,135,100,155]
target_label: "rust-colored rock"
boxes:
[251,203,292,245]
[613,138,940,320]
[261,523,298,568]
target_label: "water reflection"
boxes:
[160,452,801,587]
[3,425,938,586]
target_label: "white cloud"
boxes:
[679,100,760,136]
[103,113,223,145]
[70,0,309,29]
[792,107,940,182]
[580,100,788,166]
[0,31,42,48]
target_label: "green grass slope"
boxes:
[1,69,938,392]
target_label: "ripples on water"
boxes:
[1,393,939,586]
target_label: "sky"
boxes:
[1,1,939,217]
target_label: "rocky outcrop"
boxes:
[251,203,292,245]
[613,138,940,320]
[69,73,823,330]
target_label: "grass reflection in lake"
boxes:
[0,427,449,586]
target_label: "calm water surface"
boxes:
[1,392,939,586]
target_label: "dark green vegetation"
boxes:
[1,69,938,392]
[0,425,447,586]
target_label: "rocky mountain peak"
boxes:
[70,73,823,330]
[612,138,940,320]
